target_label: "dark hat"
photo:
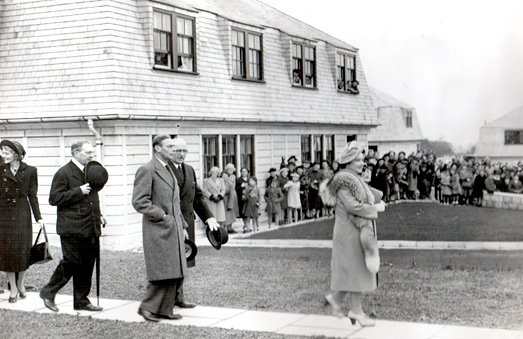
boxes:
[268,167,277,173]
[206,225,229,249]
[184,239,198,262]
[0,140,26,159]
[287,155,297,163]
[85,161,109,191]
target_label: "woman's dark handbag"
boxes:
[30,226,53,265]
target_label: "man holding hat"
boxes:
[167,137,219,309]
[40,140,107,312]
[132,135,190,322]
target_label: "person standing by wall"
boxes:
[167,137,219,309]
[0,140,45,303]
[132,135,187,322]
[39,140,105,312]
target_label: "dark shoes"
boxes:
[75,304,103,312]
[19,291,27,299]
[41,296,59,312]
[8,294,18,303]
[156,313,183,320]
[174,301,196,308]
[138,309,160,322]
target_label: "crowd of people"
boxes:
[198,150,523,235]
[362,149,523,207]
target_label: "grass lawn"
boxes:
[246,203,523,242]
[2,244,522,337]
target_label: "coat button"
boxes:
[12,199,16,203]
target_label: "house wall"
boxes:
[475,126,523,163]
[1,120,369,250]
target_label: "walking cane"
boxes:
[96,236,101,306]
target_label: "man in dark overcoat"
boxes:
[40,140,104,312]
[132,135,189,322]
[167,137,218,309]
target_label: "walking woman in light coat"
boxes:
[320,141,386,327]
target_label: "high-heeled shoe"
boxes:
[324,294,344,319]
[8,293,18,303]
[348,310,375,327]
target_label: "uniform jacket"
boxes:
[49,161,101,237]
[132,156,187,281]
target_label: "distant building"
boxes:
[0,0,378,249]
[475,106,523,163]
[367,87,424,156]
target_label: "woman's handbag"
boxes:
[30,226,53,265]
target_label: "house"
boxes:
[475,105,523,163]
[0,0,378,250]
[367,87,423,156]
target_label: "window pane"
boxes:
[162,13,171,31]
[161,33,169,50]
[238,31,244,47]
[155,52,171,67]
[154,12,162,30]
[253,35,261,50]
[232,31,237,45]
[177,18,185,34]
[154,32,160,49]
[203,136,218,178]
[240,136,254,176]
[185,19,193,36]
[301,135,311,162]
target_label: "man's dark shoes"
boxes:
[41,296,59,312]
[138,308,160,322]
[75,304,103,312]
[156,313,183,320]
[174,301,196,308]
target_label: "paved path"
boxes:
[1,292,521,339]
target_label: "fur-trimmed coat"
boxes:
[320,170,382,291]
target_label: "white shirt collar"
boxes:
[72,158,84,172]
[155,155,167,167]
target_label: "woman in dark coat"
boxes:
[0,140,44,303]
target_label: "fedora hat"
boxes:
[206,225,229,249]
[85,161,109,191]
[184,239,198,262]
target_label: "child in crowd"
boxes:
[284,172,302,223]
[279,167,290,224]
[265,179,283,228]
[242,177,261,232]
[440,166,452,205]
[450,168,461,205]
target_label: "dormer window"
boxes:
[405,109,413,128]
[292,42,316,88]
[336,53,358,94]
[232,29,263,81]
[153,10,196,73]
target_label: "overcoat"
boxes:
[321,170,379,292]
[132,157,187,281]
[168,161,213,267]
[223,176,239,225]
[202,177,226,222]
[0,163,42,272]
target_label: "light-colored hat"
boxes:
[290,172,300,178]
[337,141,366,165]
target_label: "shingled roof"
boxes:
[159,0,357,51]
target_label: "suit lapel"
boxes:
[69,161,85,183]
[153,157,175,189]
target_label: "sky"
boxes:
[260,0,523,150]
